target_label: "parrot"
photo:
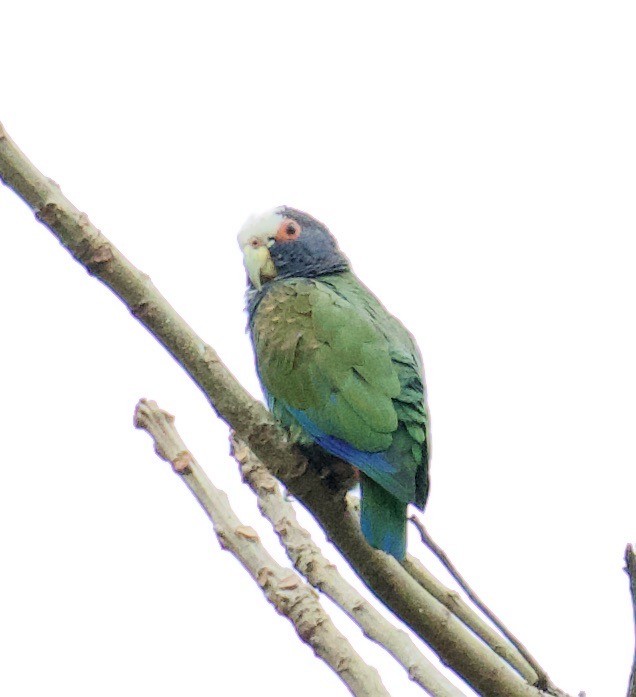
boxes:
[237,206,430,560]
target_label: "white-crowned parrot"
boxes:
[238,206,430,560]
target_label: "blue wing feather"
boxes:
[285,406,416,506]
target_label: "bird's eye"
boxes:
[250,238,260,248]
[276,218,301,243]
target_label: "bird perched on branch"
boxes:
[238,206,430,560]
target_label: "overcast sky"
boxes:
[2,3,636,696]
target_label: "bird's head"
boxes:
[237,206,350,291]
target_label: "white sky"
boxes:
[1,2,635,696]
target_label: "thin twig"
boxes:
[402,555,536,681]
[231,434,466,697]
[0,121,550,697]
[410,515,569,696]
[625,544,636,697]
[134,399,390,697]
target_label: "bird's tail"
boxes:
[360,473,407,560]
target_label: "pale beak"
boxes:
[242,244,277,290]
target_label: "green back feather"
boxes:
[250,272,430,509]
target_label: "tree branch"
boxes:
[0,121,556,697]
[409,515,554,688]
[231,434,466,697]
[402,554,536,678]
[625,544,636,697]
[134,399,390,697]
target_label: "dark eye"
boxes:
[275,218,301,243]
[250,238,260,248]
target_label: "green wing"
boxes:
[251,272,429,507]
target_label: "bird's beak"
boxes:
[241,243,277,290]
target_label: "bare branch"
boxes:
[410,515,554,687]
[402,554,537,681]
[625,544,636,697]
[134,399,390,697]
[0,122,552,697]
[232,434,466,697]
